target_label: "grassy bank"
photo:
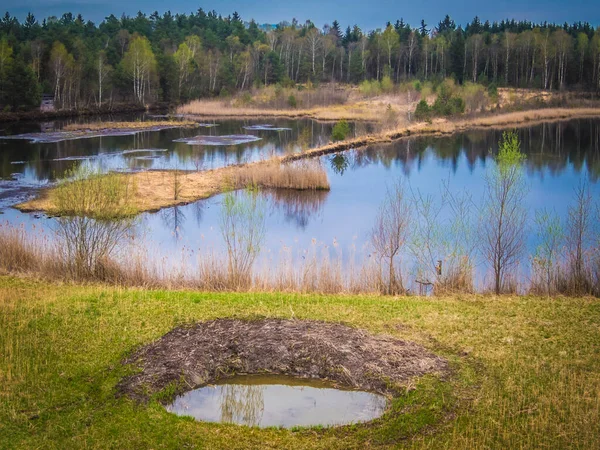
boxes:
[1,276,599,448]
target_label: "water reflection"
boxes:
[220,383,265,427]
[353,119,600,179]
[330,153,349,175]
[166,375,387,428]
[0,117,342,185]
[266,189,329,230]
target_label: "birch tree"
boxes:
[122,35,156,104]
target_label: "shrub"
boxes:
[288,94,297,108]
[462,82,490,113]
[274,83,284,98]
[432,81,465,116]
[488,83,499,104]
[381,75,394,93]
[414,100,431,121]
[359,79,381,97]
[332,120,351,142]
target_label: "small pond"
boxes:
[166,375,388,428]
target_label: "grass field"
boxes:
[1,276,599,449]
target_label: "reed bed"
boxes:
[230,160,329,191]
[2,222,599,297]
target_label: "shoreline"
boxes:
[15,107,600,215]
[0,103,172,124]
[283,107,600,161]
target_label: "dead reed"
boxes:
[229,160,330,191]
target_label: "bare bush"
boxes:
[52,166,136,279]
[54,217,134,279]
[409,183,476,295]
[560,181,597,295]
[479,131,528,295]
[530,208,563,296]
[219,187,266,289]
[371,181,411,295]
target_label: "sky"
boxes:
[3,0,600,31]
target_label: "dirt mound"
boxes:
[119,319,448,402]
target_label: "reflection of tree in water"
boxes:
[349,119,600,180]
[160,206,186,239]
[267,189,329,230]
[330,153,349,175]
[219,384,265,426]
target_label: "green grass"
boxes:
[1,276,599,449]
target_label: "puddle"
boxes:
[166,375,387,428]
[174,134,262,146]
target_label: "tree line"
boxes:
[1,9,600,111]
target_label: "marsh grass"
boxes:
[230,160,330,191]
[51,166,137,219]
[0,225,42,273]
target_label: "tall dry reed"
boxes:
[230,160,330,191]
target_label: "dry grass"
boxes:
[230,160,329,191]
[0,222,380,294]
[62,120,199,132]
[0,225,44,274]
[178,84,416,122]
[178,98,385,121]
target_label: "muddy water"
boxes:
[166,375,387,428]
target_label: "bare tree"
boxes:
[532,208,563,296]
[479,131,528,295]
[371,181,411,295]
[52,166,135,279]
[305,28,322,77]
[219,187,266,289]
[97,50,111,106]
[565,181,596,294]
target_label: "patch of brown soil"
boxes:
[118,318,448,402]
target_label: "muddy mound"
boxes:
[120,319,447,402]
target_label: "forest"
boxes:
[0,9,600,111]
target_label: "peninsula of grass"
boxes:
[1,276,599,449]
[16,160,330,216]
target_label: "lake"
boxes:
[1,116,599,291]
